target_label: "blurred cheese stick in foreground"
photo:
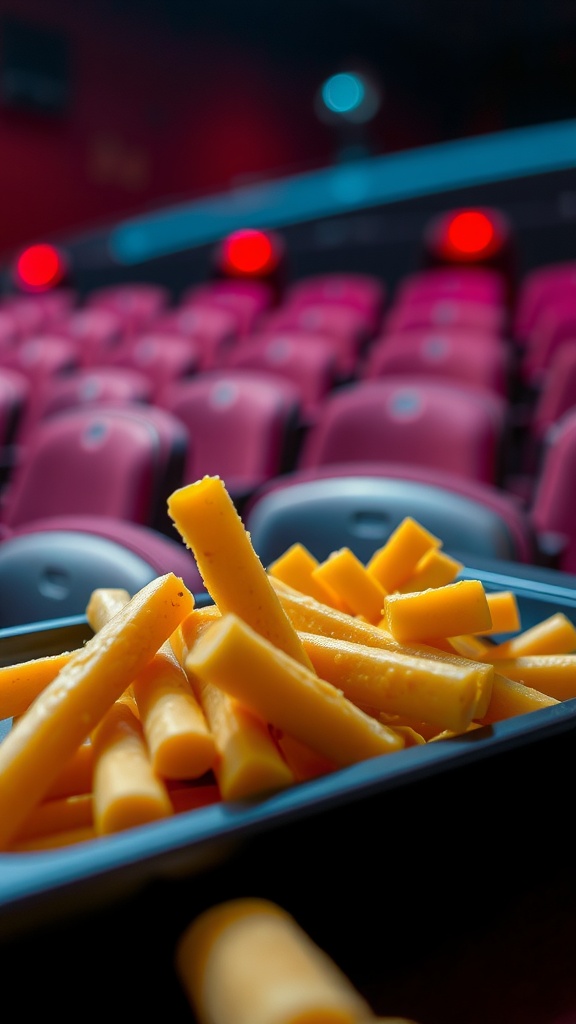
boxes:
[185,613,405,767]
[175,896,375,1024]
[167,475,314,671]
[0,572,193,851]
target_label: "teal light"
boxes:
[322,73,365,114]
[110,118,576,265]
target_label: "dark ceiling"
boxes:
[108,0,576,141]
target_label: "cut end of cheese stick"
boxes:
[175,897,374,1024]
[92,700,173,834]
[384,579,492,642]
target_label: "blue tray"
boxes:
[1,560,576,938]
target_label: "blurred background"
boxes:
[0,0,575,260]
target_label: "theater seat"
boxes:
[0,515,203,627]
[244,463,536,568]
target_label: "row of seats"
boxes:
[0,222,575,627]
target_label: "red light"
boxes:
[15,243,67,292]
[445,211,496,257]
[221,229,277,276]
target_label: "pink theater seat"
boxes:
[181,279,274,336]
[85,282,170,337]
[256,302,370,378]
[361,327,511,397]
[0,335,80,407]
[0,292,76,337]
[57,307,126,366]
[158,369,302,508]
[394,265,507,305]
[15,366,154,447]
[520,294,576,387]
[0,402,189,537]
[514,260,576,345]
[225,331,339,425]
[151,303,239,368]
[108,333,201,400]
[296,376,509,487]
[283,272,386,335]
[0,367,30,483]
[529,408,576,574]
[530,345,576,445]
[384,294,506,335]
[244,462,535,568]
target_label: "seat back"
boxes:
[297,377,509,486]
[362,328,511,397]
[530,409,576,573]
[245,464,535,568]
[226,332,339,424]
[0,516,202,627]
[158,369,302,507]
[16,366,153,446]
[0,403,188,536]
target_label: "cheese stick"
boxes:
[0,572,193,850]
[91,700,173,834]
[88,586,217,780]
[179,608,296,799]
[175,897,374,1024]
[185,613,405,767]
[167,476,314,670]
[298,631,491,733]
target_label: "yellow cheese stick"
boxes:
[45,739,95,799]
[384,579,492,642]
[12,792,93,843]
[175,897,374,1024]
[485,612,576,659]
[0,572,193,850]
[479,590,521,636]
[396,548,463,593]
[89,587,217,780]
[475,672,560,724]
[298,631,491,733]
[271,728,339,782]
[176,606,294,799]
[10,825,97,852]
[167,476,314,671]
[0,649,76,720]
[312,547,387,623]
[86,587,131,630]
[91,699,173,834]
[186,613,405,767]
[484,654,576,701]
[366,517,441,592]
[268,543,352,611]
[195,679,296,800]
[134,642,217,781]
[270,577,491,670]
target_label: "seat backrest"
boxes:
[530,409,576,573]
[110,333,200,399]
[244,465,535,568]
[0,402,189,536]
[0,516,203,627]
[158,369,302,507]
[15,366,153,446]
[362,328,511,397]
[297,376,509,486]
[226,332,339,424]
